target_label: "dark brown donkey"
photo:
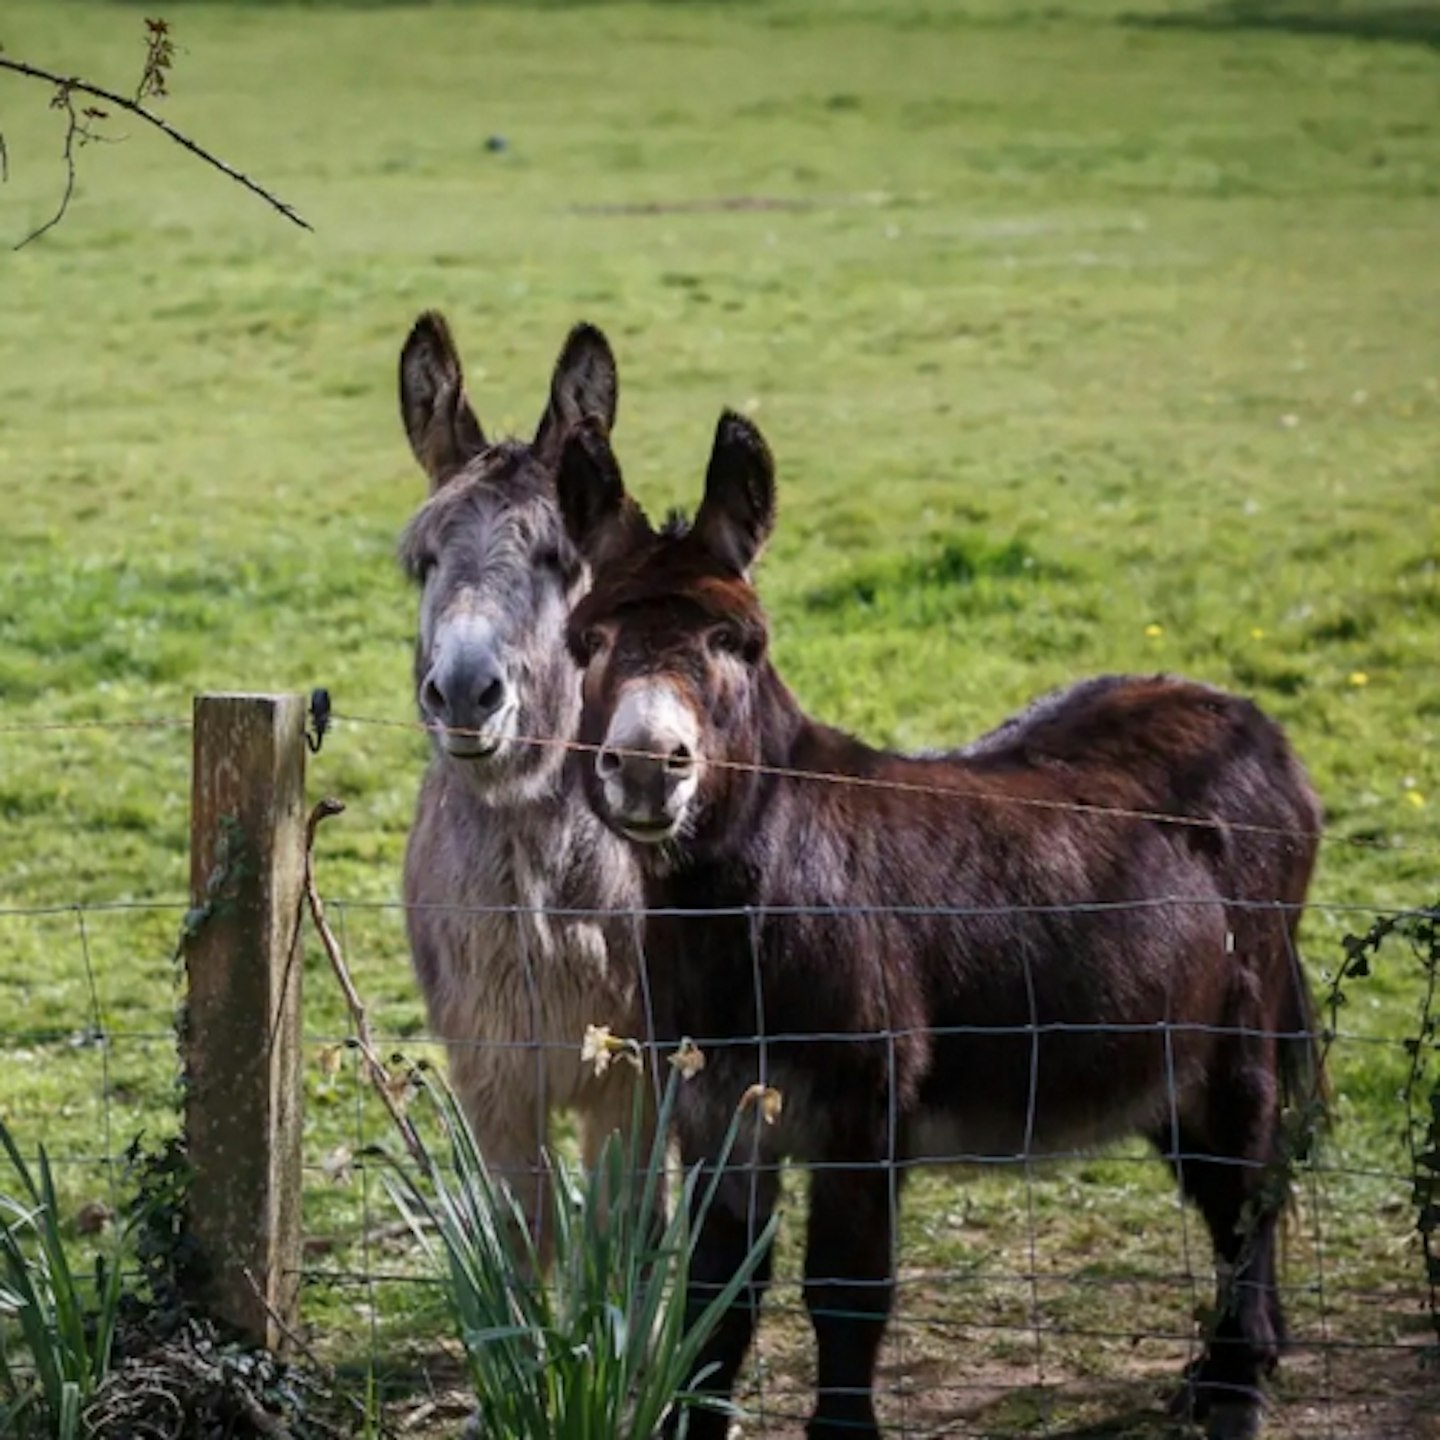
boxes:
[554,413,1323,1440]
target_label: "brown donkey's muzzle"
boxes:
[594,678,701,843]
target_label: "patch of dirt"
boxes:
[724,1282,1440,1438]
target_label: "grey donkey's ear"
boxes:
[692,410,776,576]
[556,415,651,572]
[399,311,487,490]
[535,323,619,459]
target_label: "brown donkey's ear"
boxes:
[692,410,776,576]
[399,312,487,490]
[556,416,650,572]
[535,323,619,459]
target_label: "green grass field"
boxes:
[2,0,1439,1432]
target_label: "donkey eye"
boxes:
[708,625,744,656]
[536,542,581,588]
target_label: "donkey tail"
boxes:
[1277,937,1328,1160]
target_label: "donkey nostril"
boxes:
[666,744,695,776]
[476,675,506,717]
[597,747,622,779]
[421,675,446,718]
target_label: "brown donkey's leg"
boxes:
[804,1162,897,1439]
[1159,1056,1287,1440]
[667,1162,780,1440]
[580,1064,666,1244]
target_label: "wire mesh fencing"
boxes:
[1,708,1437,1437]
[290,890,1439,1439]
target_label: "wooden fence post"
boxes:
[184,692,306,1349]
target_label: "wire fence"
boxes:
[317,898,1438,1437]
[0,709,1437,1437]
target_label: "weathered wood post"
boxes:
[184,693,306,1349]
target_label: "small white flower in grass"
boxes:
[322,1145,354,1187]
[740,1084,784,1126]
[383,1062,419,1114]
[581,1024,612,1074]
[581,1023,641,1077]
[668,1037,706,1080]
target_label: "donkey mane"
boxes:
[397,440,551,580]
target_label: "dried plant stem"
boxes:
[303,799,426,1166]
[241,1266,328,1376]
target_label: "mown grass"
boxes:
[1,0,1438,1430]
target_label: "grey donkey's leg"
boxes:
[448,1042,555,1272]
[580,1061,666,1226]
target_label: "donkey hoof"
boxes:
[1167,1376,1209,1423]
[1168,1377,1264,1439]
[806,1412,880,1440]
[1206,1400,1263,1440]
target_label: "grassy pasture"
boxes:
[1,0,1439,1431]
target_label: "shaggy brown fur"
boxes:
[556,411,1323,1440]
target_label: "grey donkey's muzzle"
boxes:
[421,618,512,754]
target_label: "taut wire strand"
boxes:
[331,709,1429,857]
[0,703,1431,856]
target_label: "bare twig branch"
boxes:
[302,799,427,1167]
[0,50,311,246]
[15,81,83,249]
[241,1266,330,1377]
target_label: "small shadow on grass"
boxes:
[1123,2,1440,50]
[931,1377,1188,1439]
[1042,1413,1184,1439]
[802,533,1061,629]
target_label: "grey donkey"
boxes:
[397,311,649,1264]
